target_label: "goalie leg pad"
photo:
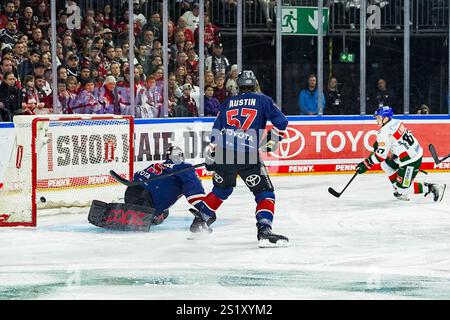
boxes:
[124,186,153,207]
[88,200,155,232]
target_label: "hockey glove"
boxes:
[356,159,373,174]
[260,140,278,152]
[261,128,284,152]
[204,145,217,171]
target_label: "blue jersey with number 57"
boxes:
[211,92,288,152]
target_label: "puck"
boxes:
[40,197,46,203]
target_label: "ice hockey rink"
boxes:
[1,171,450,300]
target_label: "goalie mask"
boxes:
[166,146,185,164]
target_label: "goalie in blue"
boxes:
[88,146,212,231]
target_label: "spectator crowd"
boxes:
[0,0,240,122]
[0,0,434,122]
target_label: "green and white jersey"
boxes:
[369,119,423,167]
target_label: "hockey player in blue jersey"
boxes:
[191,70,290,247]
[88,146,214,232]
[126,146,212,226]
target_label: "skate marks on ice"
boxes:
[2,265,450,299]
[1,173,450,299]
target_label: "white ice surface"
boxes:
[1,172,450,300]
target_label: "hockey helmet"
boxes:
[237,70,257,88]
[374,106,394,119]
[166,146,185,163]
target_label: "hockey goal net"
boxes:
[0,115,134,227]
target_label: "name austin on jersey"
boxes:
[228,98,257,108]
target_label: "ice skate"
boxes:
[187,209,215,240]
[394,191,410,201]
[257,225,289,248]
[425,183,447,202]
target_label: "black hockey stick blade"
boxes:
[429,144,450,165]
[328,187,343,198]
[110,162,206,187]
[328,172,359,198]
[429,144,441,164]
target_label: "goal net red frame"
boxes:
[0,115,134,227]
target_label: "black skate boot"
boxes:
[257,224,289,248]
[425,183,447,202]
[189,209,216,234]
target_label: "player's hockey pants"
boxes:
[381,157,423,195]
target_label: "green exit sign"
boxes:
[340,52,355,63]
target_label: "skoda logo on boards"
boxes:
[245,174,261,188]
[269,127,305,159]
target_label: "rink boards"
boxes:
[1,115,450,180]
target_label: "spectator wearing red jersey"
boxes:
[0,1,18,31]
[186,46,199,77]
[20,75,41,115]
[102,4,117,31]
[117,9,142,43]
[176,16,194,44]
[213,72,229,103]
[194,13,220,55]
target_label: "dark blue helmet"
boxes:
[237,70,257,87]
[374,106,394,119]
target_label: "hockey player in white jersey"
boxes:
[356,106,446,201]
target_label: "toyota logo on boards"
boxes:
[269,127,305,159]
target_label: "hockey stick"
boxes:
[110,162,206,187]
[428,144,450,165]
[328,172,359,198]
